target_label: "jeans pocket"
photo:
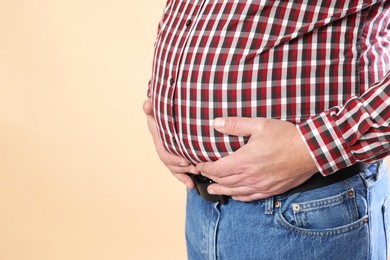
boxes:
[293,189,361,229]
[277,187,369,235]
[382,196,390,257]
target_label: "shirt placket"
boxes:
[165,1,206,160]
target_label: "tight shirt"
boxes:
[148,0,390,175]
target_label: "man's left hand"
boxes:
[196,117,319,202]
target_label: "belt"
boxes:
[188,162,370,204]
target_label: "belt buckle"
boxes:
[188,173,229,204]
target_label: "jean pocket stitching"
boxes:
[294,188,354,211]
[276,210,368,237]
[276,189,368,236]
[298,189,357,223]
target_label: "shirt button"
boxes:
[185,19,192,27]
[169,78,175,86]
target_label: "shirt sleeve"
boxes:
[297,71,390,176]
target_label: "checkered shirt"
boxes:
[148,0,390,176]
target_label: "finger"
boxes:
[146,115,159,140]
[200,170,244,187]
[216,173,248,186]
[197,159,231,179]
[146,116,190,166]
[168,165,199,175]
[207,183,255,196]
[196,149,245,178]
[157,146,192,167]
[143,99,154,116]
[146,116,163,149]
[213,117,263,136]
[232,193,271,202]
[143,100,196,189]
[146,112,200,178]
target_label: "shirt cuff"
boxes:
[296,102,362,176]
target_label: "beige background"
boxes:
[0,1,388,260]
[0,1,188,259]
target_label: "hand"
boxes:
[196,117,318,202]
[143,99,198,189]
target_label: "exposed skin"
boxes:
[196,117,318,202]
[143,99,198,189]
[144,99,318,202]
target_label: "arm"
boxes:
[298,71,390,176]
[196,72,390,202]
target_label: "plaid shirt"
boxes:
[148,0,390,176]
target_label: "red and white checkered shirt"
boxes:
[148,0,390,176]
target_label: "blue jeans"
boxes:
[185,162,390,260]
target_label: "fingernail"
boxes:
[214,118,225,129]
[179,162,189,166]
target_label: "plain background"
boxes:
[0,1,388,260]
[0,1,188,259]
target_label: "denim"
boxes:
[185,162,390,260]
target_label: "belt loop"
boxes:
[264,197,274,215]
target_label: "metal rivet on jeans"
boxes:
[293,204,300,211]
[274,201,281,208]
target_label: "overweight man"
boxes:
[144,1,390,259]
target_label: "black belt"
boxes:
[188,162,370,204]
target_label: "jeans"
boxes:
[185,162,390,260]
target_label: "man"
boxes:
[144,1,390,259]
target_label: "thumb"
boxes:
[213,117,260,136]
